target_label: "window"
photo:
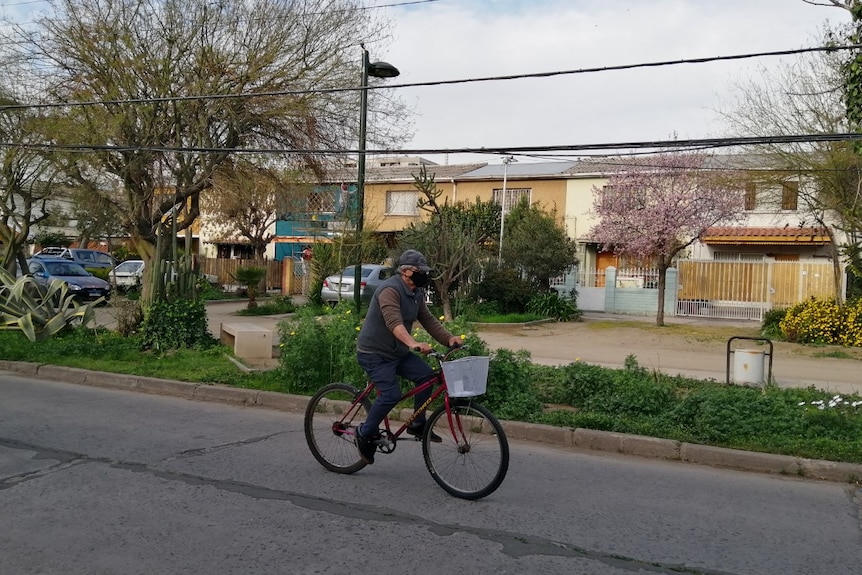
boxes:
[493,187,531,211]
[386,190,419,215]
[714,252,765,262]
[307,190,336,213]
[94,253,114,266]
[744,183,757,211]
[781,181,798,211]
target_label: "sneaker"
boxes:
[406,422,442,443]
[354,428,377,465]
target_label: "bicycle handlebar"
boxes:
[423,344,466,362]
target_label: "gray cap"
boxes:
[398,249,432,272]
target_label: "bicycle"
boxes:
[304,347,510,500]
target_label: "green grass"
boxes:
[811,350,855,359]
[0,329,290,392]
[234,296,297,316]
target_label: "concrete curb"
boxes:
[3,359,861,485]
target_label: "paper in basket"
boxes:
[442,356,490,397]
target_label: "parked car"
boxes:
[321,264,394,305]
[109,259,145,290]
[109,260,219,290]
[26,258,111,301]
[33,247,118,269]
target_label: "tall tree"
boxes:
[2,0,406,305]
[202,160,289,259]
[0,100,64,273]
[400,166,499,320]
[501,197,577,292]
[720,19,860,298]
[590,152,745,326]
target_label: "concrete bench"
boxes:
[219,323,273,360]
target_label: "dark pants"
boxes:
[357,352,434,437]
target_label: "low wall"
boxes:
[603,267,677,317]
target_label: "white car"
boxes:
[109,260,145,290]
[110,260,218,291]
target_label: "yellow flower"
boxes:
[460,334,466,339]
[439,315,445,321]
[345,309,351,315]
[355,326,360,331]
[290,331,296,336]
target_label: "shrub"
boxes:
[87,267,111,281]
[760,307,787,339]
[277,303,365,395]
[113,299,143,336]
[481,348,544,421]
[470,267,533,314]
[839,297,862,347]
[779,297,843,345]
[526,291,581,322]
[141,299,214,351]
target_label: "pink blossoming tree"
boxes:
[590,153,746,326]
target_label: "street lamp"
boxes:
[497,156,517,266]
[354,45,400,312]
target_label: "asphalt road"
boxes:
[2,372,861,575]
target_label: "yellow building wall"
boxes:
[363,178,570,233]
[565,176,608,241]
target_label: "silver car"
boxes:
[320,264,394,305]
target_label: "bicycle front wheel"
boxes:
[304,383,371,474]
[423,399,509,500]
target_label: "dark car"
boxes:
[33,247,118,269]
[320,264,394,305]
[26,258,111,301]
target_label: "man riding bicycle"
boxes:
[354,249,464,464]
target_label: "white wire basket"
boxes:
[442,356,490,397]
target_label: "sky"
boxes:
[0,0,851,167]
[378,0,852,165]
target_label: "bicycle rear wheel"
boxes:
[304,383,371,474]
[423,399,509,500]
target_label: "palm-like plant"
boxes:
[231,266,266,309]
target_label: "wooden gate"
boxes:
[676,260,838,320]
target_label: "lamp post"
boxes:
[497,156,517,266]
[354,45,400,312]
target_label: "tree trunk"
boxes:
[435,278,453,321]
[826,229,845,303]
[655,261,670,327]
[131,235,157,308]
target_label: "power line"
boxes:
[0,44,857,112]
[0,131,859,156]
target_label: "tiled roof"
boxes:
[702,226,832,245]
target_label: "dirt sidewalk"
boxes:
[474,314,862,395]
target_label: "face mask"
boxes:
[411,270,429,288]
